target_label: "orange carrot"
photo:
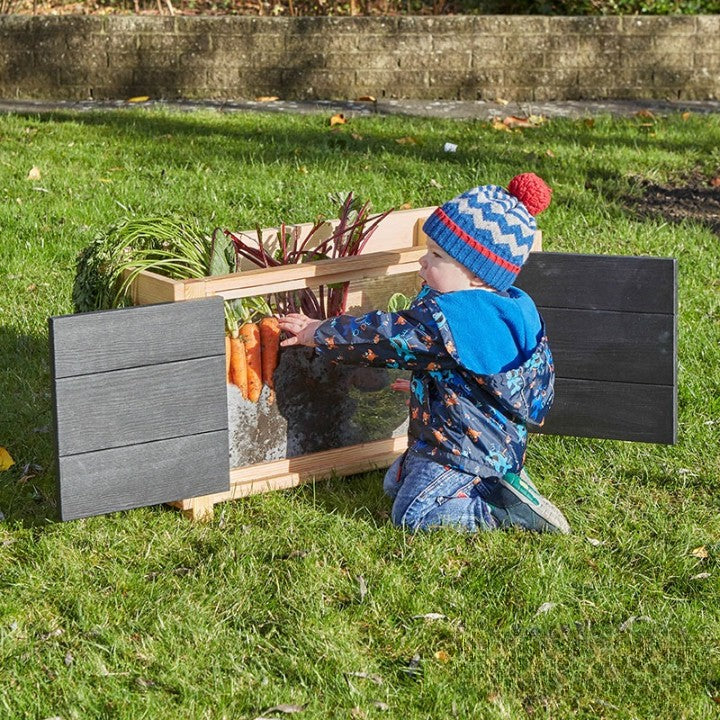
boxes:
[229,331,248,399]
[225,335,232,384]
[259,316,281,389]
[240,322,262,403]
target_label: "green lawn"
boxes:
[0,108,719,719]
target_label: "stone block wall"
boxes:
[0,14,718,101]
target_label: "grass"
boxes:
[0,107,719,719]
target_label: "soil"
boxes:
[624,170,720,236]
[227,347,408,467]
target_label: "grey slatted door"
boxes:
[516,252,677,444]
[50,298,230,521]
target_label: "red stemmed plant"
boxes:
[219,193,393,320]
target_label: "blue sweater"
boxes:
[314,285,555,478]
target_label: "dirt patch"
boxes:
[625,170,720,235]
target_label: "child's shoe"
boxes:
[484,469,570,534]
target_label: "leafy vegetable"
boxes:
[223,193,392,320]
[72,216,214,312]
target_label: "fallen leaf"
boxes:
[395,136,417,145]
[545,149,556,157]
[97,178,113,184]
[412,612,447,621]
[503,115,533,128]
[127,96,150,103]
[495,97,510,106]
[26,283,37,292]
[434,650,450,662]
[681,111,692,121]
[357,574,367,602]
[691,572,711,580]
[256,96,279,102]
[586,537,605,547]
[429,178,443,189]
[330,113,347,127]
[264,704,305,714]
[350,708,366,719]
[709,176,720,187]
[345,671,383,685]
[619,615,652,632]
[40,628,64,641]
[584,118,595,128]
[491,118,511,132]
[356,95,376,102]
[372,701,390,711]
[27,166,41,180]
[635,109,655,119]
[0,447,14,471]
[691,546,709,559]
[535,602,557,615]
[64,651,74,666]
[399,202,413,210]
[297,165,308,174]
[351,132,364,141]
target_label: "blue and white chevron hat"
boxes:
[422,172,552,291]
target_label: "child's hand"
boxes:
[391,378,411,393]
[277,313,323,348]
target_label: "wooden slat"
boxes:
[124,268,183,306]
[517,253,677,314]
[540,307,675,386]
[171,435,409,511]
[57,430,229,521]
[54,356,227,456]
[51,297,225,378]
[183,247,426,300]
[538,378,676,444]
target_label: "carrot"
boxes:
[225,334,232,384]
[259,316,281,389]
[229,330,248,399]
[240,322,262,402]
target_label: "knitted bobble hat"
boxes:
[422,172,552,291]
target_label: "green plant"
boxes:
[72,216,215,312]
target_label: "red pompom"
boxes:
[507,173,552,216]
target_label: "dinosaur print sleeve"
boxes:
[313,298,456,371]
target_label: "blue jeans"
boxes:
[383,451,498,532]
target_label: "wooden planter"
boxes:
[126,206,542,521]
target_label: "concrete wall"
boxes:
[0,15,718,102]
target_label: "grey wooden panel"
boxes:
[50,297,230,521]
[51,297,225,378]
[518,253,677,314]
[57,430,229,521]
[540,307,675,386]
[536,378,676,444]
[54,355,228,456]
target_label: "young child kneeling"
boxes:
[278,173,569,534]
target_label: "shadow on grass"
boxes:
[0,325,58,528]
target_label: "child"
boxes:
[277,173,569,534]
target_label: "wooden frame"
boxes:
[130,207,447,520]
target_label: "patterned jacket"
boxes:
[314,285,555,478]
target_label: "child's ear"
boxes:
[469,275,489,289]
